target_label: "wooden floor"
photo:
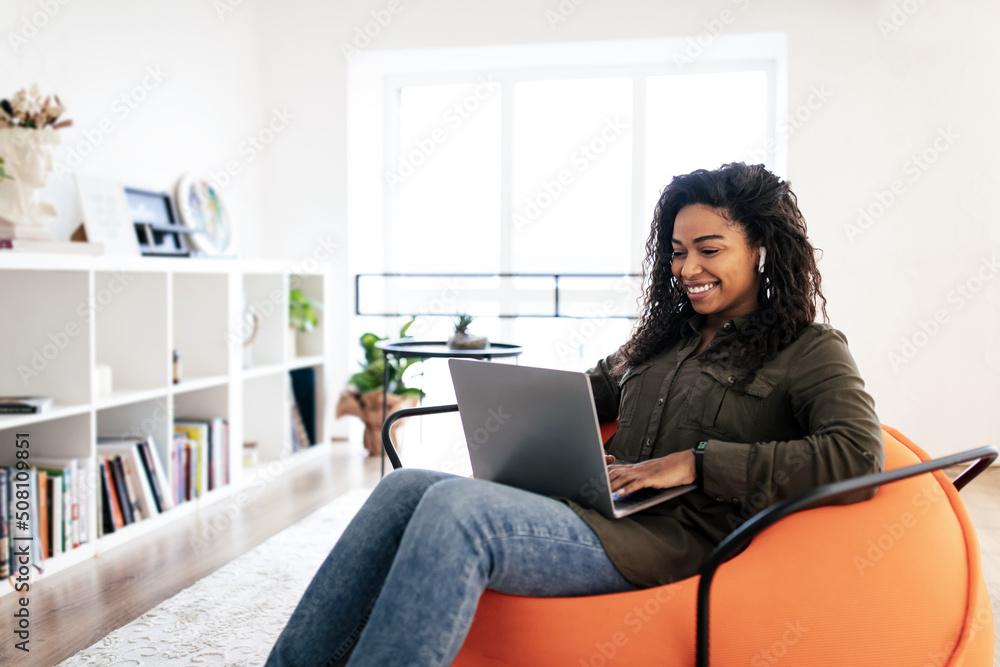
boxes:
[0,442,383,667]
[1,449,997,667]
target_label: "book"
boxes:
[140,438,174,511]
[0,239,105,255]
[175,421,211,497]
[99,461,116,535]
[0,469,9,578]
[0,397,52,414]
[37,470,49,558]
[290,368,317,446]
[109,456,134,525]
[100,457,125,531]
[49,475,63,556]
[98,443,157,520]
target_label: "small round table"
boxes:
[374,339,524,475]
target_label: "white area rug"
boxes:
[59,488,373,666]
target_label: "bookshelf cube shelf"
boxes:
[0,269,92,409]
[0,255,335,594]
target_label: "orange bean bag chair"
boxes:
[450,425,996,666]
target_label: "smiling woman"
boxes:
[266,162,885,667]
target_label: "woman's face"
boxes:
[670,203,762,326]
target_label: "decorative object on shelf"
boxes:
[124,186,192,257]
[0,84,72,242]
[172,349,182,384]
[337,317,425,457]
[288,288,322,358]
[175,173,233,256]
[95,364,113,397]
[243,441,259,468]
[75,175,142,256]
[239,294,261,369]
[447,314,488,349]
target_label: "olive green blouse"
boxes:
[557,310,885,588]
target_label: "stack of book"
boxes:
[172,417,229,502]
[96,437,175,537]
[0,457,89,578]
[0,397,53,414]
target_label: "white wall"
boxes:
[3,0,996,457]
[254,0,999,458]
[0,0,267,256]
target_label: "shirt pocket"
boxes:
[680,366,776,437]
[616,362,653,428]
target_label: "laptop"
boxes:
[448,358,696,519]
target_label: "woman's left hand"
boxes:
[607,450,697,495]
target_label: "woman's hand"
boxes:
[604,450,697,496]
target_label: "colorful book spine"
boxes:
[0,469,9,578]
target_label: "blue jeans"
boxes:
[265,468,638,666]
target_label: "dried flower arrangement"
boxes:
[0,84,72,130]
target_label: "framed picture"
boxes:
[175,173,233,256]
[124,187,191,257]
[75,175,141,256]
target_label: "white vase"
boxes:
[0,127,60,240]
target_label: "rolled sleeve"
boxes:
[701,326,885,508]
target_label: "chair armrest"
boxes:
[380,404,459,470]
[695,444,998,667]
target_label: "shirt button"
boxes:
[727,375,735,384]
[645,438,652,447]
[731,497,740,504]
[657,397,664,405]
[723,322,732,331]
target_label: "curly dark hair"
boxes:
[613,162,828,388]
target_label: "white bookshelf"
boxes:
[0,254,334,593]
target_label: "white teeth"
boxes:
[688,283,717,294]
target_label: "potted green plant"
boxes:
[447,314,488,350]
[288,288,322,358]
[336,317,425,456]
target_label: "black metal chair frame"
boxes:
[381,405,998,667]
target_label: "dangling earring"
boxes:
[757,246,767,273]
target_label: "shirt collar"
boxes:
[681,309,764,339]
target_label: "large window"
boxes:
[348,35,786,392]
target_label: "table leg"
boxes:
[381,352,390,478]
